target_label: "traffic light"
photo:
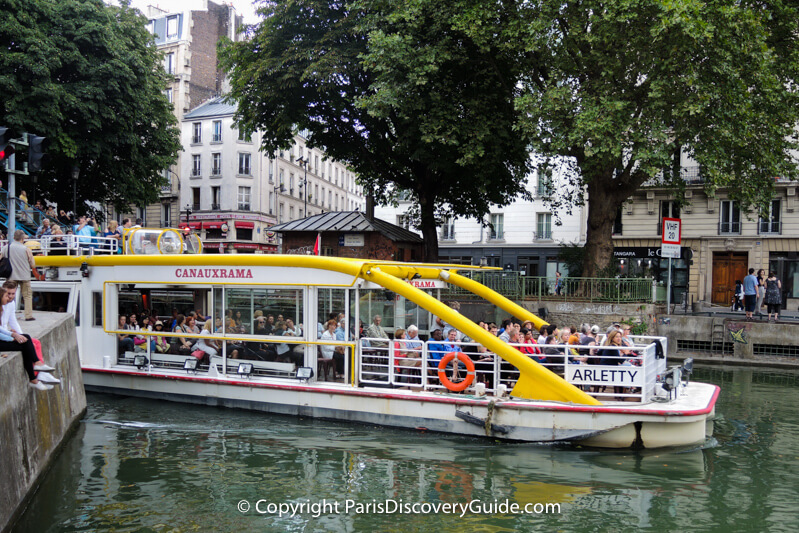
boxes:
[27,133,49,172]
[0,127,16,163]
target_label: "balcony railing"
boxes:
[533,230,552,241]
[719,221,741,234]
[758,220,781,234]
[441,272,654,303]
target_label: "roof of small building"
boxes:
[183,97,237,120]
[270,211,424,243]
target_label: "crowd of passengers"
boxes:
[361,301,642,389]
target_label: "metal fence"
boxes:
[442,271,655,303]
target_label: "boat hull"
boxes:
[83,367,718,449]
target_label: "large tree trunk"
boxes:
[418,192,439,262]
[582,178,622,279]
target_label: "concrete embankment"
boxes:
[0,313,85,533]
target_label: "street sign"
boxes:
[662,217,681,245]
[661,243,681,259]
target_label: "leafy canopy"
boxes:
[220,0,532,260]
[0,0,180,213]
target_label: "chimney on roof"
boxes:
[365,195,375,221]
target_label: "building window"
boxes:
[279,168,285,187]
[238,153,251,175]
[164,88,173,103]
[191,154,201,177]
[612,207,623,235]
[161,203,171,227]
[269,192,274,214]
[315,184,319,205]
[146,20,154,34]
[489,213,504,240]
[658,201,680,235]
[238,128,252,143]
[279,203,284,223]
[289,206,294,220]
[212,120,222,143]
[211,186,221,210]
[268,161,274,183]
[440,216,455,240]
[192,122,201,144]
[166,16,178,39]
[192,187,200,211]
[164,52,175,74]
[536,167,553,197]
[290,173,294,195]
[238,187,251,211]
[535,213,552,240]
[211,153,221,176]
[720,200,741,234]
[397,214,411,229]
[328,190,332,208]
[759,199,781,234]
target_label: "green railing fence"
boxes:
[442,271,656,303]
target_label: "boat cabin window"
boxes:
[32,289,70,314]
[359,289,432,337]
[93,292,102,327]
[225,287,304,335]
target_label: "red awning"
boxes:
[204,221,225,229]
[233,243,259,249]
[235,221,254,229]
[180,222,202,230]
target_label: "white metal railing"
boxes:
[3,235,120,256]
[358,336,668,402]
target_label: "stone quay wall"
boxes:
[0,313,86,533]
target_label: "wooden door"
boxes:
[712,252,748,305]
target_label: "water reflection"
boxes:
[12,367,799,532]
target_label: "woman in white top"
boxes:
[320,319,337,359]
[195,319,219,357]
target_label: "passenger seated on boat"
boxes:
[117,314,135,355]
[394,328,420,384]
[194,320,219,361]
[171,314,193,355]
[427,329,446,366]
[405,325,423,356]
[598,330,624,366]
[364,315,389,348]
[153,321,169,353]
[320,319,341,377]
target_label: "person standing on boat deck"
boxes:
[756,269,766,317]
[764,271,782,322]
[4,230,37,321]
[0,281,60,387]
[743,268,759,321]
[73,215,97,251]
[35,218,51,239]
[365,315,389,348]
[0,287,57,390]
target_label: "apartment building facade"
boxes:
[374,166,587,276]
[614,163,799,310]
[181,98,365,253]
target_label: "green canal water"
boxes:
[12,367,799,532]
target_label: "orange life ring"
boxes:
[437,352,475,392]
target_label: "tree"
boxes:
[454,0,799,277]
[0,0,180,214]
[219,0,531,261]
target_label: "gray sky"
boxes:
[108,0,261,25]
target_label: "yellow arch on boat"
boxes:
[35,253,599,405]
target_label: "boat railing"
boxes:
[1,235,120,256]
[358,337,666,402]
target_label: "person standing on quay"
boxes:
[764,271,782,322]
[3,230,37,321]
[756,268,766,317]
[743,268,759,321]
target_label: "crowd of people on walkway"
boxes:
[735,268,782,321]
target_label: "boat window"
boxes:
[318,289,346,339]
[75,296,80,327]
[31,290,70,314]
[225,287,304,336]
[93,292,102,327]
[359,289,432,336]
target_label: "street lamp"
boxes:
[183,203,192,224]
[71,165,80,217]
[296,156,308,218]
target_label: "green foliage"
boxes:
[219,0,532,260]
[558,243,586,278]
[0,0,180,212]
[453,0,799,275]
[621,317,648,337]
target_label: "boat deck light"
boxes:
[133,355,149,370]
[183,358,198,373]
[237,362,253,378]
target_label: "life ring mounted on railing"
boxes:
[437,352,475,392]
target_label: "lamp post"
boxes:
[71,165,80,217]
[183,204,192,225]
[296,156,308,217]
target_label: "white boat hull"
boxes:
[83,366,718,449]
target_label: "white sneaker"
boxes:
[37,373,61,384]
[34,363,55,372]
[29,381,53,391]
